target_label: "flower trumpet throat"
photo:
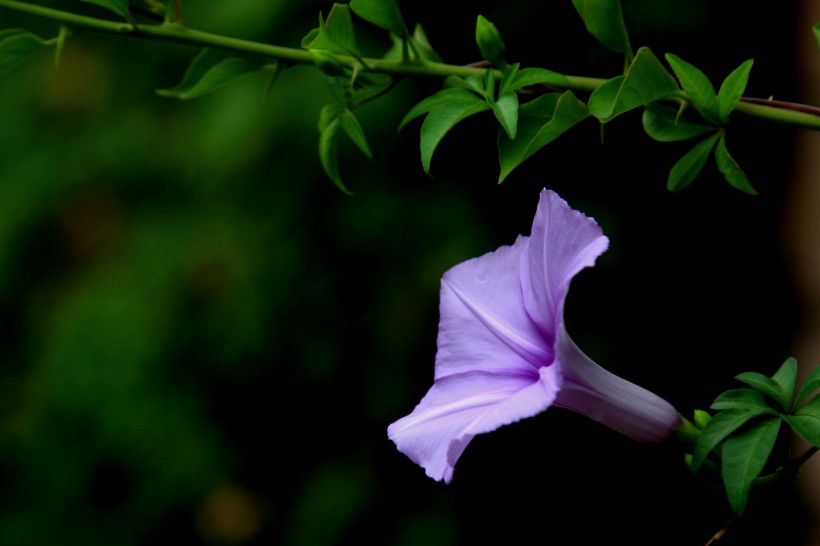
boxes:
[388,189,680,483]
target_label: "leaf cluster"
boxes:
[1,0,814,195]
[647,55,756,194]
[401,15,585,183]
[681,358,820,516]
[399,1,761,193]
[158,1,409,193]
[301,1,413,193]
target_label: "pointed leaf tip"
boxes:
[497,91,589,183]
[475,15,505,66]
[491,91,519,140]
[571,0,632,54]
[666,132,719,192]
[717,59,754,124]
[715,135,757,195]
[301,4,362,61]
[788,395,820,447]
[317,104,374,193]
[772,356,798,405]
[665,53,720,125]
[339,108,373,159]
[418,94,491,175]
[156,49,263,100]
[588,48,678,123]
[642,104,714,142]
[318,117,353,195]
[350,0,406,37]
[793,362,820,411]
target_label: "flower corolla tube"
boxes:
[388,189,680,483]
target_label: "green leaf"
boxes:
[323,4,357,55]
[318,117,352,195]
[483,68,496,98]
[399,88,483,130]
[301,4,362,61]
[490,91,519,140]
[665,53,720,125]
[0,29,46,76]
[666,132,719,192]
[383,24,442,62]
[498,91,590,183]
[735,372,781,402]
[588,75,623,116]
[349,0,406,37]
[156,49,264,99]
[508,67,569,92]
[571,0,631,54]
[771,357,798,406]
[588,47,679,122]
[407,24,442,62]
[722,417,781,515]
[443,74,486,97]
[338,108,373,159]
[475,14,505,66]
[715,134,757,195]
[793,364,820,410]
[642,104,714,142]
[497,62,519,96]
[787,395,820,447]
[79,0,135,24]
[711,389,774,413]
[691,408,770,473]
[316,104,371,192]
[814,22,820,48]
[319,103,345,131]
[717,59,753,124]
[419,97,491,175]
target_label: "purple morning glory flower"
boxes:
[388,189,680,483]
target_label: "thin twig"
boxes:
[740,97,820,117]
[705,524,730,546]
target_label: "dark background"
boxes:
[0,1,811,544]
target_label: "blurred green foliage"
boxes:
[0,2,492,543]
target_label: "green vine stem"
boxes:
[1,0,819,130]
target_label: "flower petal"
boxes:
[435,235,551,380]
[553,325,681,443]
[521,190,609,341]
[389,188,679,484]
[387,366,561,482]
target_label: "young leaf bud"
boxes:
[475,15,505,67]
